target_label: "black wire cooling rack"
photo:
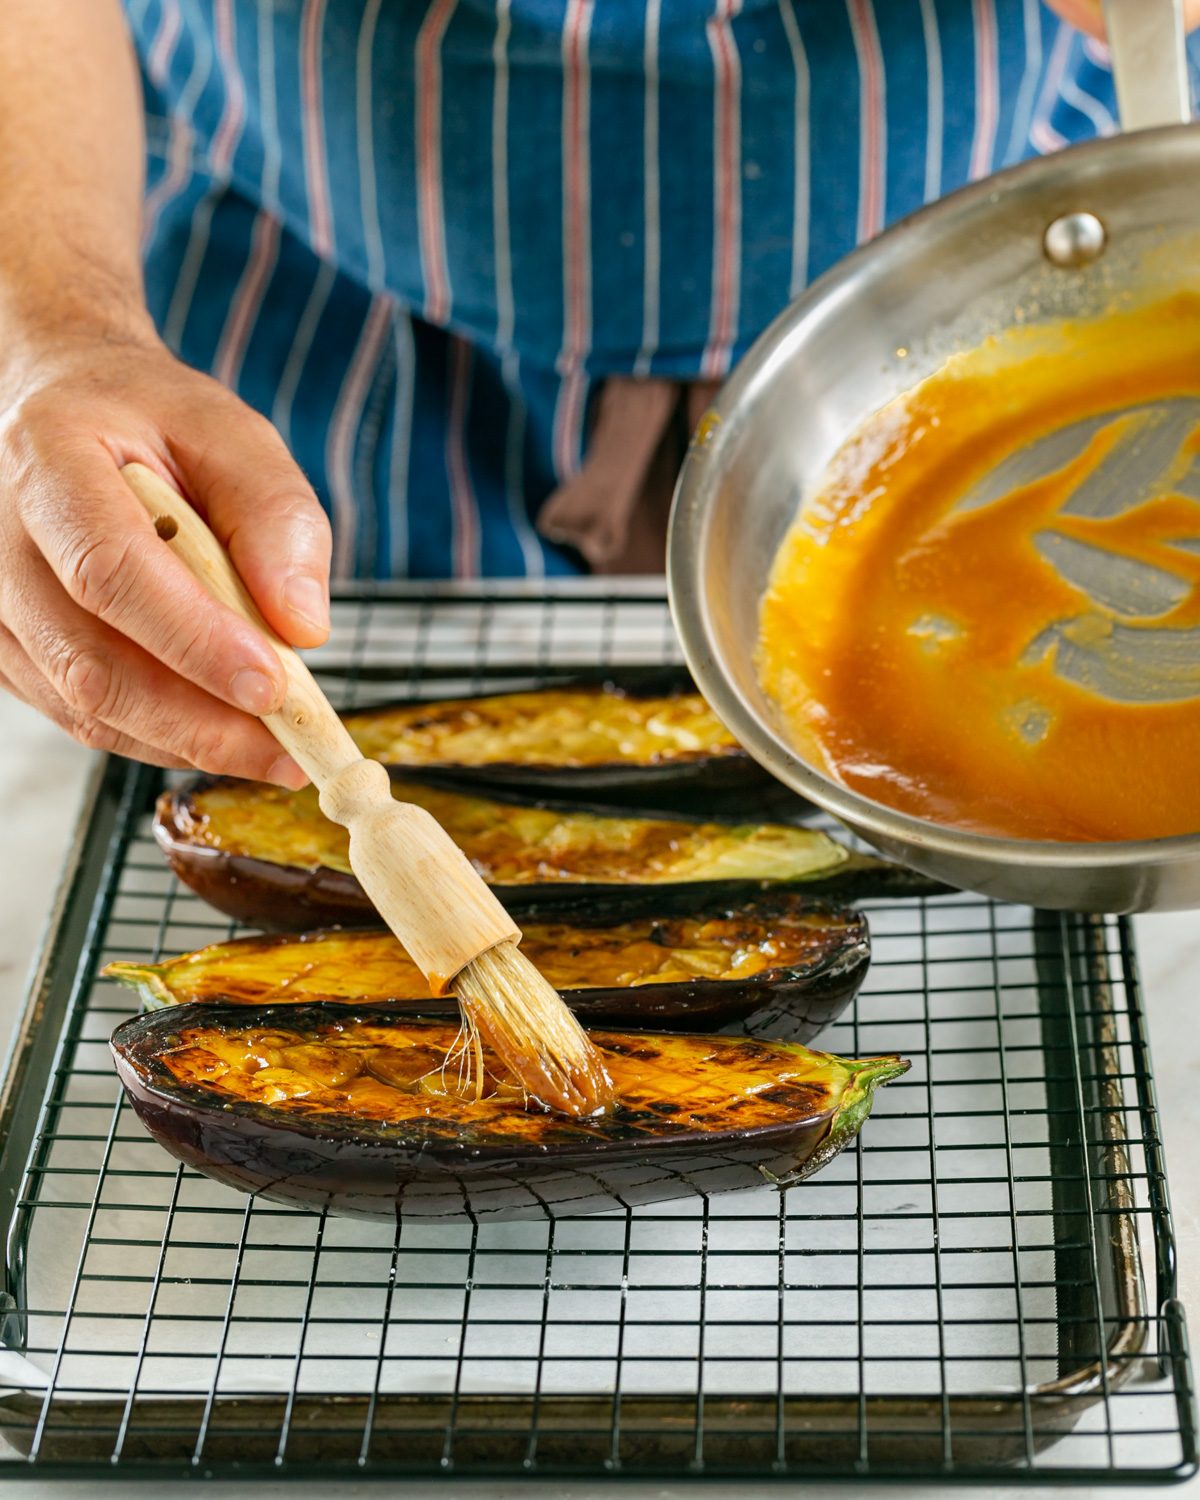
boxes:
[0,583,1193,1483]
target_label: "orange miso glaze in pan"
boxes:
[758,294,1200,843]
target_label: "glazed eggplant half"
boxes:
[103,894,870,1042]
[111,1003,908,1220]
[154,776,943,930]
[341,668,777,811]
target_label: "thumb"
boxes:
[1043,1,1105,39]
[170,401,333,649]
[1047,0,1200,38]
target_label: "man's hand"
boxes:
[0,0,331,786]
[0,328,331,785]
[1045,0,1200,40]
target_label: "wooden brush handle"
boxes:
[120,466,360,784]
[120,462,519,991]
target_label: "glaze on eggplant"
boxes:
[154,775,943,931]
[111,1003,908,1220]
[103,894,870,1042]
[341,668,780,812]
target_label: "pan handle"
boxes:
[1102,0,1191,131]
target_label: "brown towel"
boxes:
[537,377,721,574]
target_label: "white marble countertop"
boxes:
[0,691,1195,1500]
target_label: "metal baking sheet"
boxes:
[0,584,1189,1482]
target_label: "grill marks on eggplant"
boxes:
[111,1003,907,1218]
[112,1005,906,1151]
[101,898,868,1040]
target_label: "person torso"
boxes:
[125,0,1170,577]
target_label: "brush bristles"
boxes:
[454,942,614,1116]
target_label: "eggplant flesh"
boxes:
[111,1003,907,1220]
[154,776,941,931]
[103,894,870,1042]
[342,669,777,812]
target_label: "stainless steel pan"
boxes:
[669,0,1200,913]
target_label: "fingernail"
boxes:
[267,754,309,789]
[231,667,278,716]
[283,574,330,633]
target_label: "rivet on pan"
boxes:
[1042,212,1107,268]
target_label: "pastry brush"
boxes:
[120,462,613,1117]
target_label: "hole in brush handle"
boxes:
[153,515,179,541]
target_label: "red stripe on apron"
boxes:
[847,0,885,243]
[211,0,246,174]
[213,212,282,388]
[561,0,594,368]
[301,0,334,259]
[417,0,458,325]
[968,0,999,179]
[701,0,742,379]
[328,295,395,579]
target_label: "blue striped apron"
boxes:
[122,0,1199,580]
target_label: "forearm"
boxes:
[0,0,151,364]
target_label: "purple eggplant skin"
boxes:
[153,779,946,934]
[110,1003,907,1222]
[152,818,371,933]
